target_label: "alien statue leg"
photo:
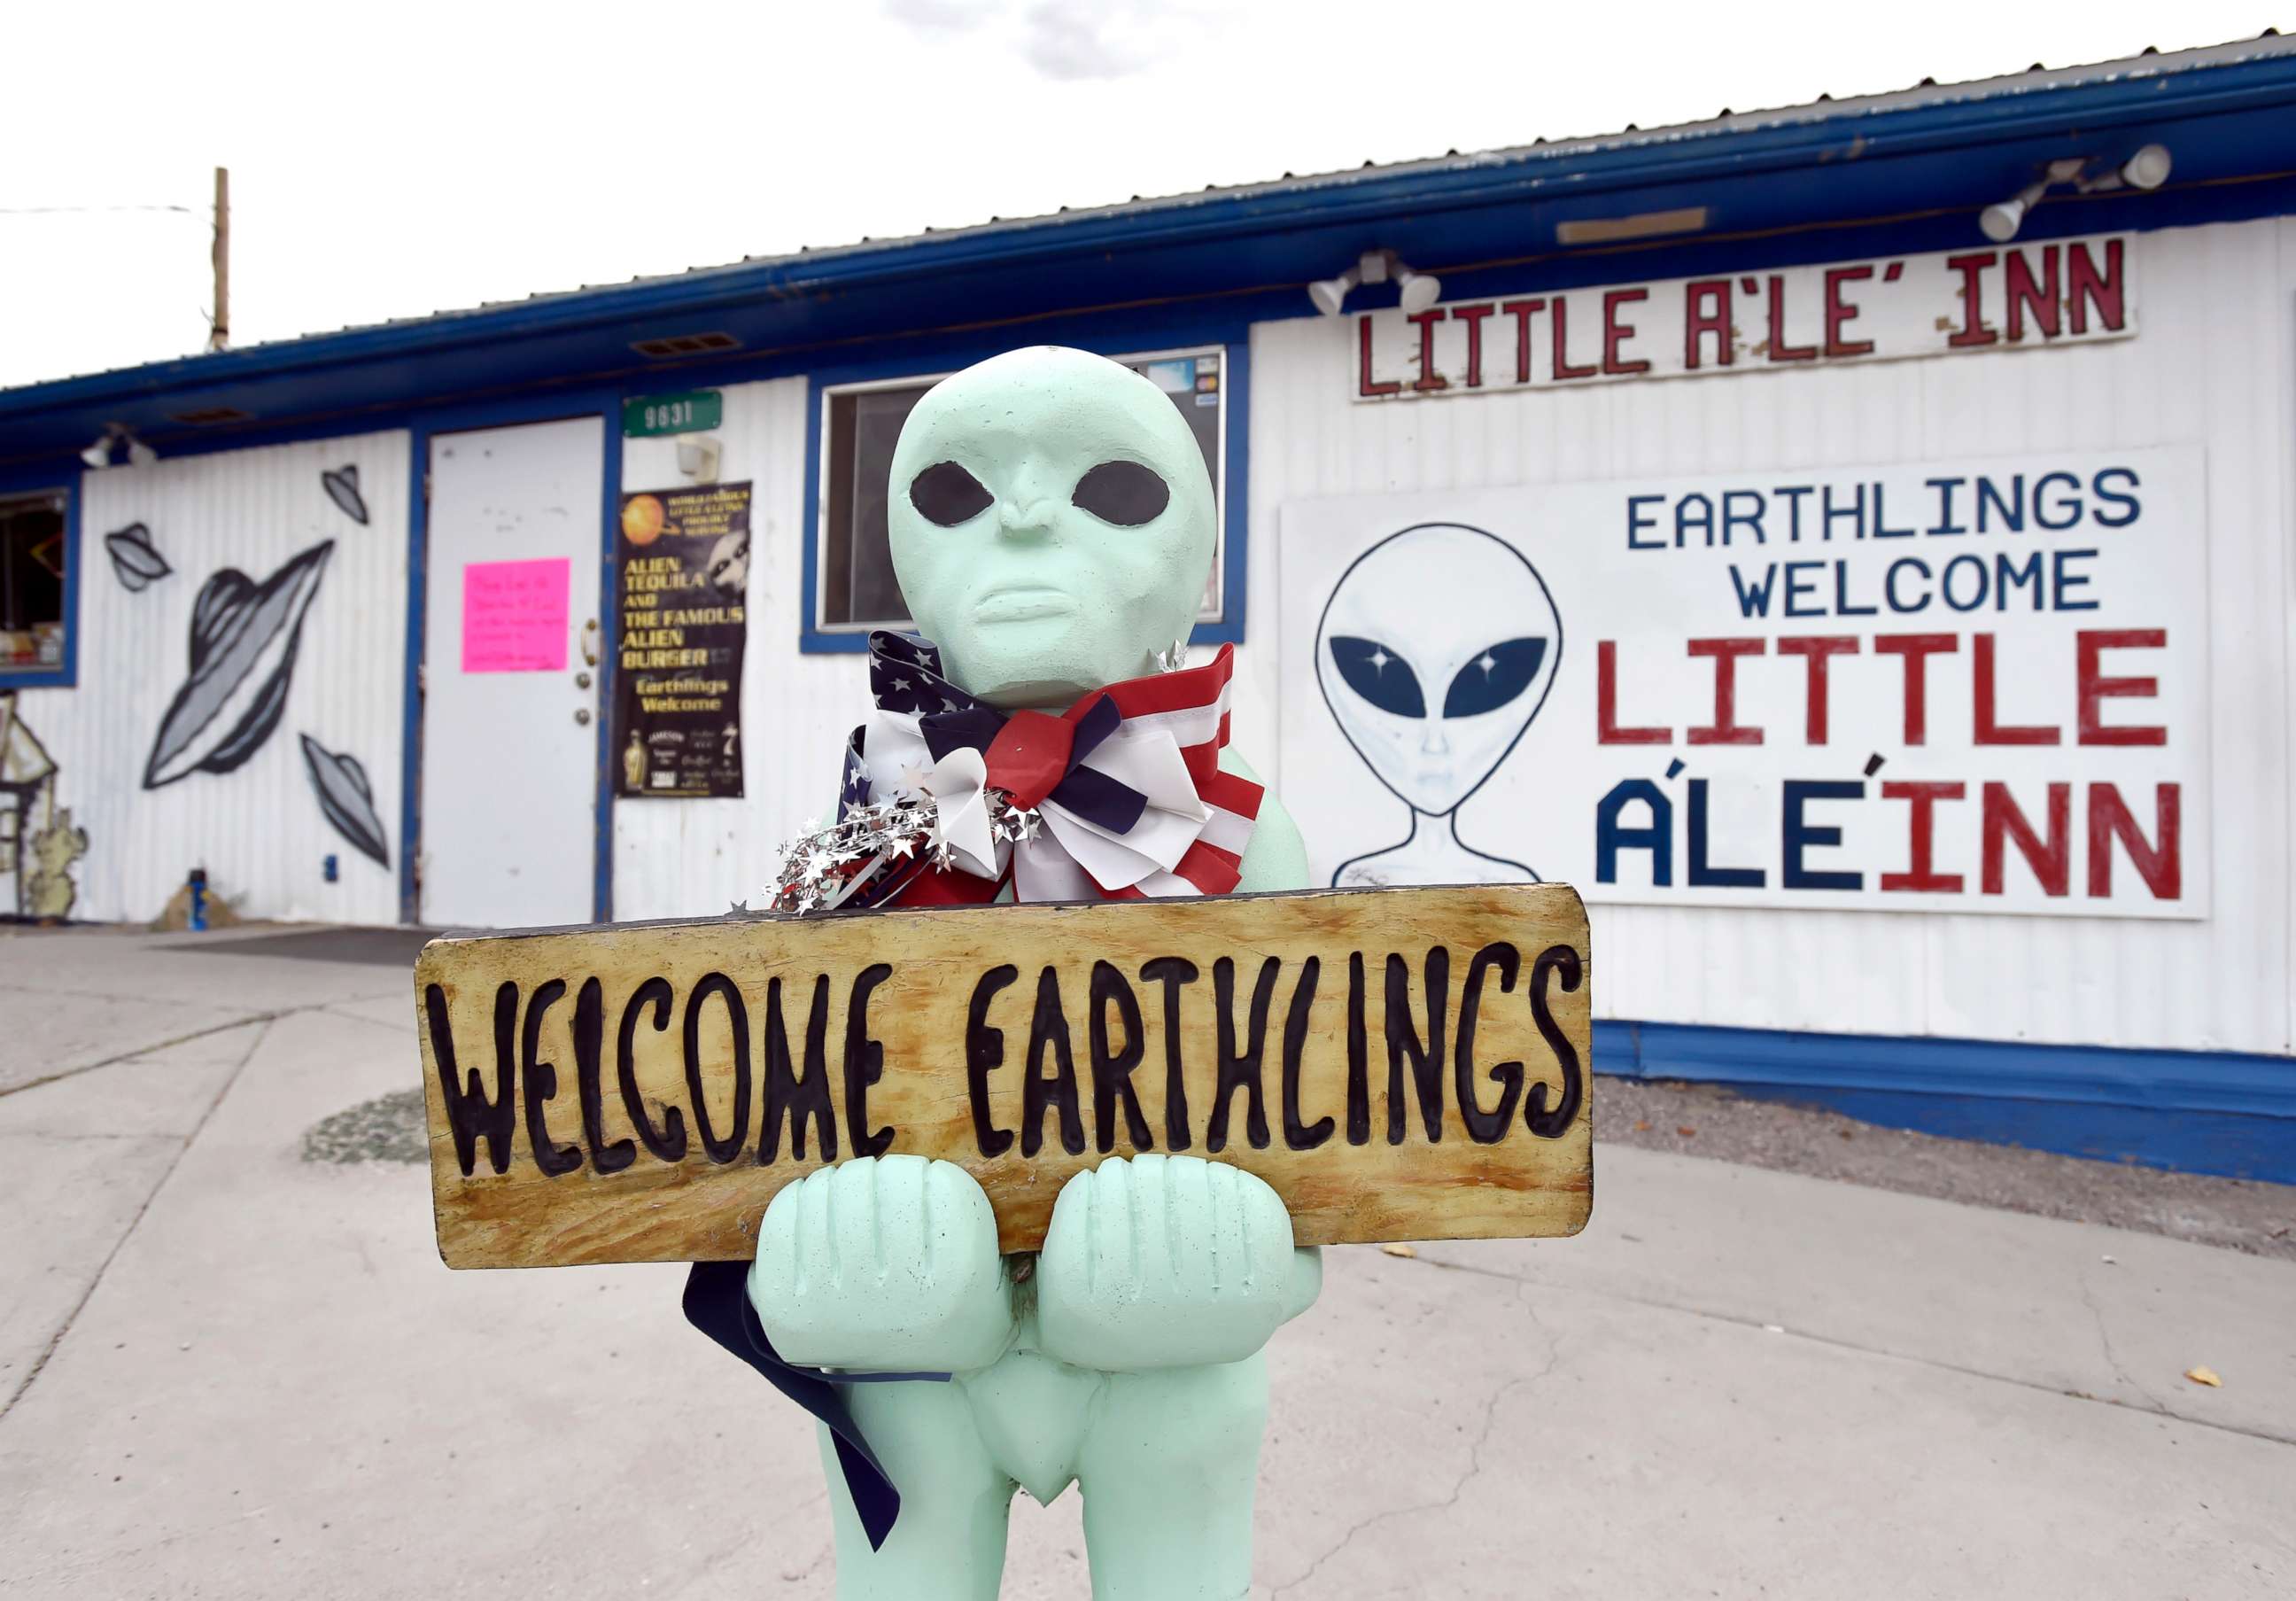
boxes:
[1034,1154,1321,1598]
[749,1156,1022,1601]
[813,1383,1015,1601]
[1076,1356,1269,1600]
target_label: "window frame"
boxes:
[0,479,79,690]
[801,339,1247,654]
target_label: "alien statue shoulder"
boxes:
[738,346,1321,1600]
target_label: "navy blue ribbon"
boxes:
[682,1261,949,1551]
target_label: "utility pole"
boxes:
[209,167,229,352]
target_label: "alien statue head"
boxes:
[887,346,1214,708]
[1315,522,1562,818]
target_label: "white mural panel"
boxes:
[1280,447,2207,920]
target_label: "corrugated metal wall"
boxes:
[1236,218,2293,1057]
[611,379,856,921]
[14,431,408,925]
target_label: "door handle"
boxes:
[580,618,600,668]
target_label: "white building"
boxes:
[4,38,2292,1177]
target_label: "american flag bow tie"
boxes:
[837,631,1262,906]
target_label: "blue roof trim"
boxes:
[4,39,2295,467]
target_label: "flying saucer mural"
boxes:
[321,465,369,525]
[299,734,389,867]
[103,523,173,592]
[143,540,335,789]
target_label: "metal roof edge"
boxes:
[7,33,2295,417]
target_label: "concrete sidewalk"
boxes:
[2,924,2291,1598]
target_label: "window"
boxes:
[0,492,68,674]
[815,346,1231,638]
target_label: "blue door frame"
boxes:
[402,389,624,926]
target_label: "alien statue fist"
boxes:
[746,348,1320,1599]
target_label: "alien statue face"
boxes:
[1314,523,1562,816]
[887,346,1215,707]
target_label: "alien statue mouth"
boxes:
[973,587,1079,624]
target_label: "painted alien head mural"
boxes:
[1314,523,1562,885]
[887,346,1214,707]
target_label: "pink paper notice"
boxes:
[462,558,570,672]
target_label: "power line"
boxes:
[0,204,201,217]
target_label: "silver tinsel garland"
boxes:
[742,790,1043,915]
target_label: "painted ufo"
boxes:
[143,540,335,789]
[299,734,389,867]
[103,523,173,592]
[322,465,369,525]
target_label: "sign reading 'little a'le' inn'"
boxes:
[1355,235,2132,400]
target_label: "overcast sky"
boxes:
[0,1,2282,392]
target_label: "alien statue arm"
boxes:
[754,747,1320,1379]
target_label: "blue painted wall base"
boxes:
[1594,1021,2296,1185]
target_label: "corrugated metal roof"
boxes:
[18,29,2293,391]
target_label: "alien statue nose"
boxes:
[997,500,1059,540]
[1420,721,1452,756]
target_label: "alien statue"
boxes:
[741,347,1320,1599]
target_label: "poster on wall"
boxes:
[1278,447,2207,920]
[614,482,750,800]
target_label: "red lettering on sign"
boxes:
[1982,781,2071,897]
[1874,633,1959,745]
[1686,638,1765,745]
[1408,309,1448,392]
[1881,781,1966,893]
[1357,318,1400,398]
[1450,303,1493,389]
[1822,266,1875,358]
[1501,299,1544,385]
[1552,298,1598,381]
[1946,253,1998,347]
[2067,237,2127,335]
[1685,279,1733,369]
[2076,628,2167,745]
[1765,275,1815,362]
[1596,641,1670,743]
[1972,633,2059,744]
[2087,782,2180,899]
[1776,635,1859,743]
[2005,246,2059,343]
[1602,288,1651,376]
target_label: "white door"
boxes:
[420,418,604,928]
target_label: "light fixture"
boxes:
[1308,249,1442,316]
[1308,266,1361,316]
[126,437,159,468]
[1980,178,2049,243]
[1983,148,2171,240]
[81,431,117,470]
[2119,143,2173,190]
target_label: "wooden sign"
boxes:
[415,884,1592,1269]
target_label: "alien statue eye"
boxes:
[1443,637,1548,718]
[909,461,994,527]
[1328,636,1425,717]
[1070,460,1170,526]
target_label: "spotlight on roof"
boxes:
[126,437,159,468]
[1311,249,1442,316]
[1980,179,2049,243]
[81,429,118,470]
[2120,143,2173,190]
[1308,266,1361,316]
[1395,263,1442,315]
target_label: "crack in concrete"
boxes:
[0,1016,275,1423]
[2075,1260,2164,1412]
[0,1014,279,1100]
[1412,1251,2296,1450]
[1269,1280,1559,1597]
